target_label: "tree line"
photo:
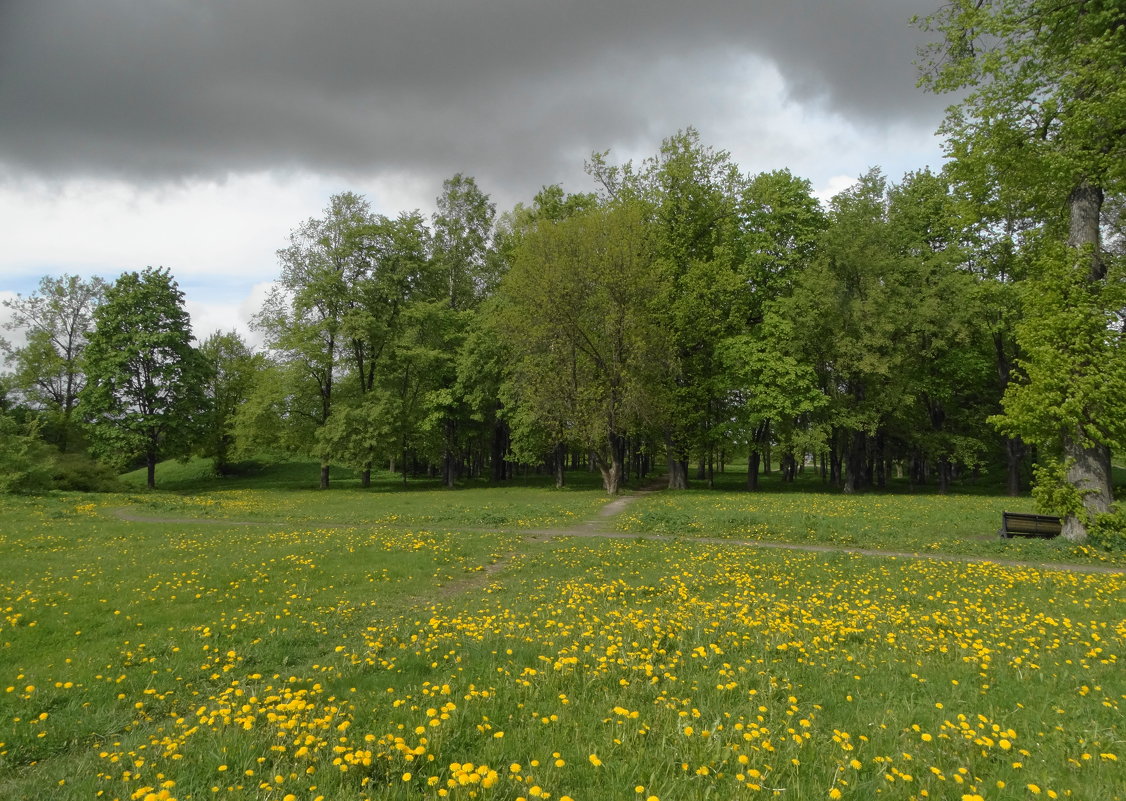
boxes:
[2,0,1123,543]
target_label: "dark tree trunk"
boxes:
[554,442,566,488]
[1005,437,1025,496]
[874,433,886,490]
[842,430,866,494]
[490,420,507,482]
[829,438,841,486]
[780,452,796,482]
[937,459,951,495]
[146,450,157,490]
[360,464,371,488]
[320,463,330,490]
[747,449,760,491]
[597,433,625,494]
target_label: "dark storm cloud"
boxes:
[0,0,947,195]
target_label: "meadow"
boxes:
[1,462,1123,801]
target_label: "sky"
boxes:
[0,0,955,358]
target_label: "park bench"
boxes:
[999,511,1062,539]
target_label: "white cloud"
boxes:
[813,174,861,207]
[0,171,354,291]
[185,280,277,349]
[0,291,25,373]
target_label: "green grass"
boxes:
[115,458,612,530]
[1,464,1123,801]
[616,466,1126,568]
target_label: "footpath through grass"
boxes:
[1,465,1123,801]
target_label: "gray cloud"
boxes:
[1,0,948,200]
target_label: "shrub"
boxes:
[0,416,53,493]
[50,451,124,492]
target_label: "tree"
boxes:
[198,331,263,474]
[335,210,434,486]
[917,0,1126,538]
[1,274,106,451]
[80,268,207,489]
[429,175,498,486]
[732,169,827,487]
[503,199,667,494]
[257,192,375,488]
[590,129,749,488]
[432,174,497,312]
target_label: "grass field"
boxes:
[1,461,1123,801]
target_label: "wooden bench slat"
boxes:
[1000,511,1062,539]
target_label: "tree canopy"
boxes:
[80,268,207,489]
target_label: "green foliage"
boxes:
[992,246,1126,452]
[79,268,207,487]
[198,330,263,473]
[1087,506,1126,551]
[0,416,53,493]
[917,0,1126,209]
[48,450,124,492]
[501,198,667,491]
[432,173,498,310]
[1030,458,1085,520]
[918,0,1126,534]
[0,274,106,451]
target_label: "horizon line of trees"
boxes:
[2,0,1123,544]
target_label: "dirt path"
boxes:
[107,481,1125,577]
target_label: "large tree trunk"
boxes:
[1061,436,1112,542]
[360,463,371,488]
[1061,182,1111,540]
[146,450,157,490]
[667,458,688,490]
[597,434,625,494]
[598,461,622,495]
[1069,183,1104,280]
[319,463,330,490]
[666,437,688,489]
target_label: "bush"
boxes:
[50,451,124,492]
[0,416,53,493]
[1088,506,1126,552]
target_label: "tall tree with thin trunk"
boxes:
[198,331,262,474]
[1,274,105,451]
[257,192,373,488]
[430,174,497,486]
